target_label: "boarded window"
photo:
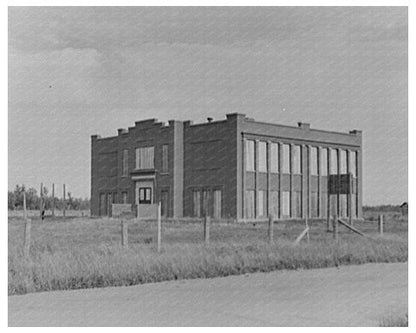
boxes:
[282,191,290,217]
[107,193,113,217]
[282,144,290,174]
[122,149,129,176]
[349,151,357,177]
[136,146,154,169]
[340,149,347,174]
[202,190,210,217]
[121,191,128,204]
[258,141,267,172]
[293,145,301,174]
[270,191,279,218]
[310,147,318,176]
[245,190,255,219]
[193,190,201,217]
[162,144,169,173]
[294,191,302,218]
[161,190,169,217]
[99,193,106,216]
[321,148,328,176]
[270,143,279,173]
[329,148,338,175]
[311,192,318,218]
[257,190,267,217]
[213,190,222,218]
[245,140,255,172]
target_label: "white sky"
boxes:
[8,6,407,205]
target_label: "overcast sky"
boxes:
[8,6,407,205]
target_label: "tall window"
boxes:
[294,191,302,217]
[122,149,129,176]
[202,190,210,217]
[282,191,290,217]
[162,144,169,173]
[257,190,267,217]
[161,190,169,217]
[321,148,328,176]
[282,144,290,174]
[329,148,338,175]
[193,190,201,217]
[270,143,279,173]
[213,190,222,218]
[136,146,154,169]
[311,192,318,217]
[310,147,318,176]
[340,149,347,174]
[293,145,302,174]
[258,141,267,172]
[245,140,255,172]
[245,190,255,219]
[270,191,279,217]
[349,151,357,177]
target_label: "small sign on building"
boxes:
[112,204,133,218]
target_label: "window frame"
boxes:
[135,146,155,170]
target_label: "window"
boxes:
[193,190,201,217]
[162,145,169,173]
[161,190,169,217]
[311,192,318,217]
[310,147,318,176]
[321,148,328,176]
[245,140,255,172]
[282,191,290,217]
[122,149,129,176]
[99,193,106,216]
[294,191,302,218]
[282,144,290,173]
[270,191,279,217]
[121,191,128,204]
[351,194,357,218]
[135,146,154,169]
[340,194,347,217]
[107,193,112,216]
[329,148,338,175]
[258,141,267,172]
[138,187,152,204]
[245,190,255,219]
[293,145,301,174]
[270,143,279,173]
[340,149,347,174]
[213,190,222,218]
[349,151,357,177]
[257,190,267,217]
[321,194,327,218]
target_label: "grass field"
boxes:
[8,211,407,295]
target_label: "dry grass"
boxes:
[379,313,408,327]
[8,211,407,295]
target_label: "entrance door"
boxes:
[135,180,154,218]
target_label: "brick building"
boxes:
[91,113,362,221]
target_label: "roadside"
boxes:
[9,262,407,326]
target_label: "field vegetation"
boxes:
[8,209,407,295]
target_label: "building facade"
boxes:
[91,113,363,221]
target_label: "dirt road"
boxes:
[9,263,407,326]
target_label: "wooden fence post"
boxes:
[268,214,274,244]
[52,183,55,218]
[23,218,31,257]
[157,202,162,253]
[63,184,66,219]
[23,191,27,220]
[378,214,384,236]
[40,182,43,219]
[204,215,210,244]
[121,219,128,248]
[333,214,338,241]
